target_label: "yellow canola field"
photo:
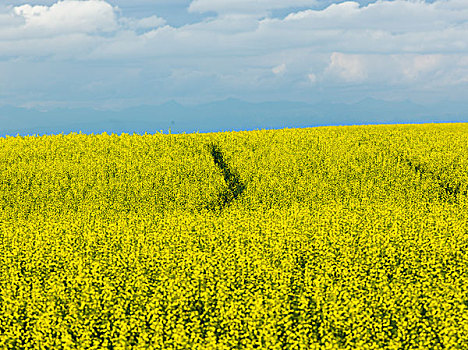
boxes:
[0,123,467,349]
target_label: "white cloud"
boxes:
[13,1,118,34]
[326,52,367,82]
[120,15,166,30]
[272,63,286,75]
[286,1,360,21]
[319,53,466,90]
[307,73,317,83]
[188,0,318,15]
[400,54,443,80]
[284,0,468,32]
[134,15,166,28]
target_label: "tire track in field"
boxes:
[207,143,246,210]
[397,153,466,202]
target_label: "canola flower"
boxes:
[0,124,467,349]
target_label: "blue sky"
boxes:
[0,0,467,110]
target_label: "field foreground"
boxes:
[1,124,468,349]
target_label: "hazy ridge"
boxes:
[1,98,467,136]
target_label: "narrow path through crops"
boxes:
[398,153,466,202]
[208,143,246,210]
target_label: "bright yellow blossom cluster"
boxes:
[0,124,467,349]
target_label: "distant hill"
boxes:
[1,98,467,136]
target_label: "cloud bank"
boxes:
[188,0,319,15]
[0,0,467,107]
[13,1,118,34]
